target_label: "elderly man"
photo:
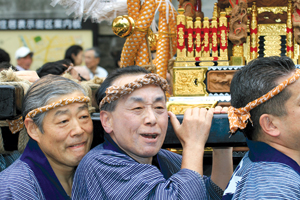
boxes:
[15,46,33,71]
[72,66,233,199]
[223,56,300,199]
[0,75,93,199]
[84,47,108,79]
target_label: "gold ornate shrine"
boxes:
[173,67,208,96]
[168,0,300,113]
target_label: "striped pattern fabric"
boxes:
[72,144,222,200]
[0,150,21,172]
[222,140,300,200]
[0,159,46,199]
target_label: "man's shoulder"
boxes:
[96,66,108,76]
[0,159,35,182]
[223,153,300,199]
[79,144,133,166]
[0,159,41,194]
[96,66,107,71]
[239,154,300,186]
[234,152,300,177]
[252,160,300,178]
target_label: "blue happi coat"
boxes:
[72,134,223,200]
[223,139,300,200]
[0,150,21,172]
[0,138,70,200]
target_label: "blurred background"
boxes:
[0,0,217,73]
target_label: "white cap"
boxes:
[15,46,33,59]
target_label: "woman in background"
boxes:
[64,45,83,66]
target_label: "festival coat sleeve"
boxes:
[72,148,222,200]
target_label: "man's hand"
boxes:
[168,107,214,175]
[168,107,213,149]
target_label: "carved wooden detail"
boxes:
[206,70,236,93]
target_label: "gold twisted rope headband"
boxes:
[228,69,300,134]
[6,96,90,134]
[99,73,169,109]
[26,96,90,119]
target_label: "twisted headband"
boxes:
[99,73,169,109]
[7,96,90,134]
[228,69,300,134]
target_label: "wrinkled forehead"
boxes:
[112,74,166,102]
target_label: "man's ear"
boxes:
[259,114,281,137]
[100,111,113,133]
[24,118,42,142]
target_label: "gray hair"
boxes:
[22,75,87,133]
[85,47,101,58]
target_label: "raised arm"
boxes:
[211,106,233,190]
[169,107,213,175]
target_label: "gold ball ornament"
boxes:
[112,15,135,38]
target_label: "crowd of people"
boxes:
[0,45,110,82]
[0,49,300,199]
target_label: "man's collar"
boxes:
[20,138,70,199]
[103,133,161,170]
[247,139,300,175]
[103,133,126,155]
[16,65,26,71]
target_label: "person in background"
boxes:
[223,56,300,199]
[15,46,33,71]
[64,45,83,66]
[0,75,93,199]
[0,62,16,72]
[74,66,90,81]
[72,66,233,199]
[0,48,10,64]
[37,59,86,81]
[84,47,108,79]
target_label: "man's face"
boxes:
[84,50,100,70]
[37,91,93,168]
[17,54,32,70]
[103,74,168,161]
[276,74,300,149]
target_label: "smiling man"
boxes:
[72,66,233,199]
[0,75,93,199]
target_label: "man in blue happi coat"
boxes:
[72,66,233,199]
[0,75,93,199]
[223,56,300,199]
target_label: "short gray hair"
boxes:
[22,75,87,133]
[85,47,101,58]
